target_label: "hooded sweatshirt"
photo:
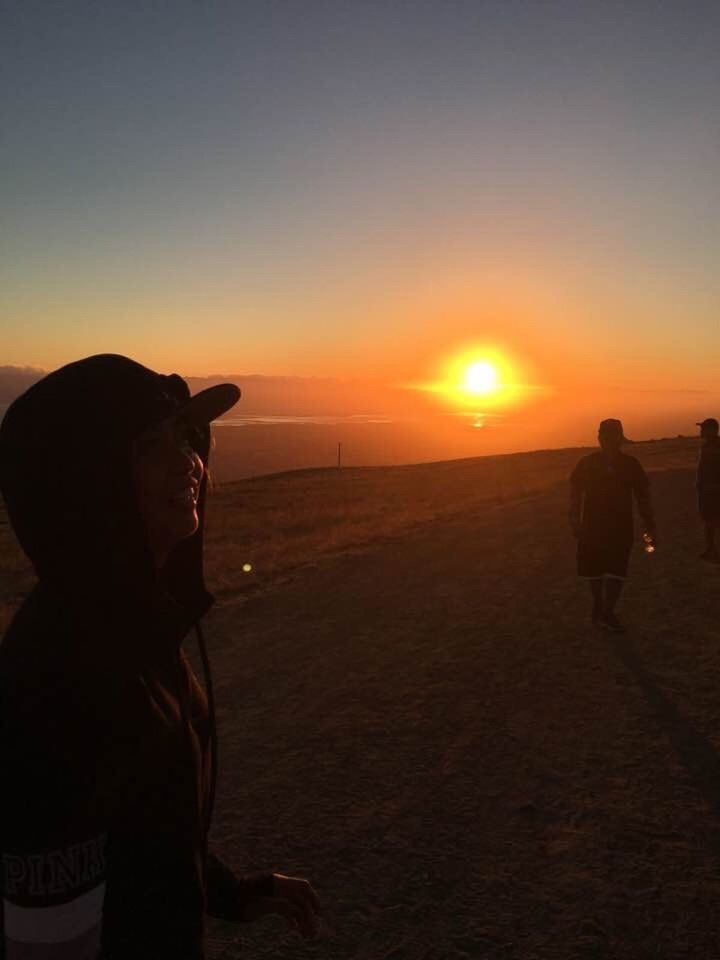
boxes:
[0,355,273,959]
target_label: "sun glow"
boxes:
[413,343,543,412]
[464,361,499,396]
[444,348,516,407]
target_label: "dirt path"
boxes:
[203,467,720,959]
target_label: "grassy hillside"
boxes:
[0,438,699,630]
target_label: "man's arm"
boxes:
[633,462,656,537]
[568,463,584,537]
[697,445,720,493]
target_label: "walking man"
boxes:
[569,419,656,633]
[696,417,720,563]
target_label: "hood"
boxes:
[0,354,216,650]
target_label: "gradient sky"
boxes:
[2,0,719,409]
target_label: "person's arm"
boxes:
[568,463,584,538]
[633,461,656,540]
[205,853,321,939]
[1,687,108,960]
[205,851,274,920]
[698,446,720,493]
[2,835,107,960]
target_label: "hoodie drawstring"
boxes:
[195,622,218,840]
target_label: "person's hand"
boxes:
[643,528,658,548]
[240,873,321,939]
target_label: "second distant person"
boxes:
[569,419,656,633]
[697,417,720,564]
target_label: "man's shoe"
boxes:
[702,549,720,564]
[592,605,602,625]
[601,612,625,634]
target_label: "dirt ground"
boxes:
[202,464,720,959]
[3,443,719,958]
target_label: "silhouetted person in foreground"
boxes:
[696,417,720,564]
[569,418,656,633]
[0,355,320,959]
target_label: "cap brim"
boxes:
[178,383,240,426]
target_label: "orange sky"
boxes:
[4,2,719,444]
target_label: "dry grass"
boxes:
[203,438,698,600]
[199,450,720,960]
[1,438,699,634]
[202,451,575,601]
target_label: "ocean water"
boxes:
[0,402,702,483]
[0,402,548,478]
[210,414,512,481]
[216,413,396,426]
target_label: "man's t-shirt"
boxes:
[698,439,720,490]
[697,438,720,519]
[570,451,650,545]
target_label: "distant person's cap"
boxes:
[696,417,719,434]
[176,383,241,426]
[598,418,628,441]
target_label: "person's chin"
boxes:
[166,509,199,542]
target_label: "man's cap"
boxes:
[696,417,719,434]
[176,383,240,427]
[598,418,628,441]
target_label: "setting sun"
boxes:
[464,361,499,396]
[414,344,540,412]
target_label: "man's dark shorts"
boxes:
[577,537,632,580]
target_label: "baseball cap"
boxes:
[696,417,719,434]
[176,382,240,426]
[598,418,629,441]
[136,372,240,434]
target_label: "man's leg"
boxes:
[600,542,630,633]
[702,520,720,561]
[589,578,603,622]
[578,537,604,623]
[604,576,624,616]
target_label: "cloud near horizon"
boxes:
[0,365,438,417]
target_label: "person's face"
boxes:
[598,431,622,454]
[132,416,205,567]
